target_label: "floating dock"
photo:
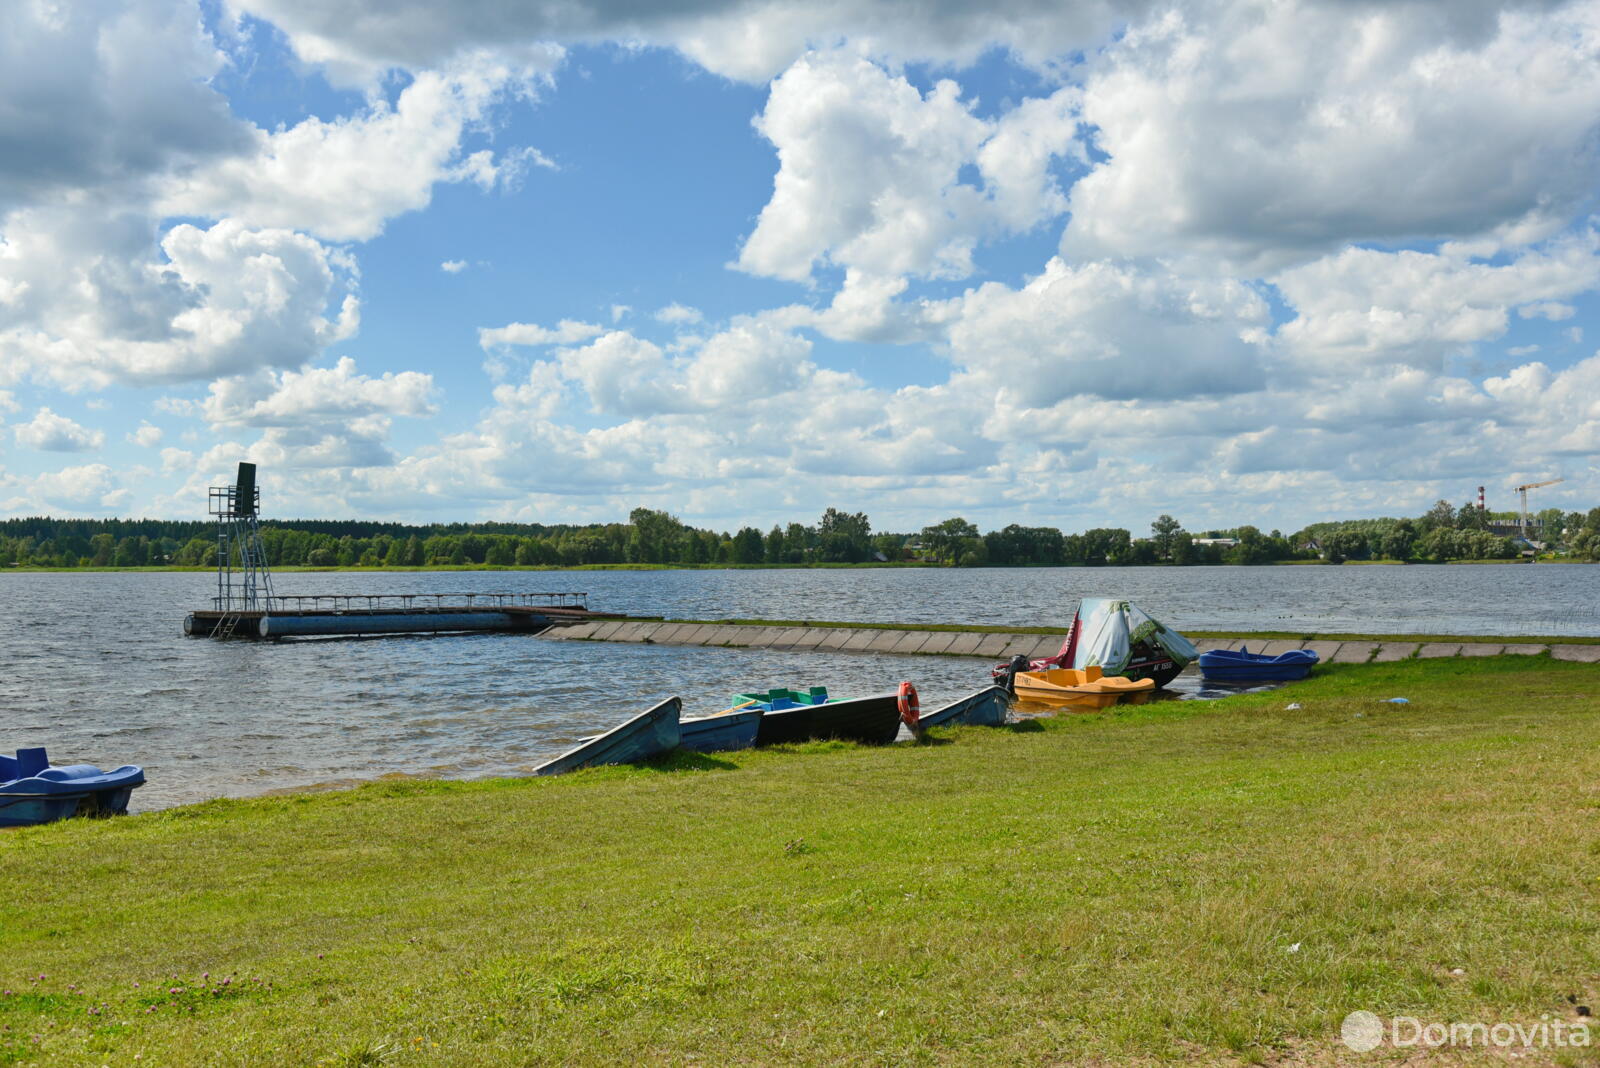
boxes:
[185,592,624,640]
[185,463,628,640]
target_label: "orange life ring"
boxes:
[897,681,921,730]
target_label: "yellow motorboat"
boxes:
[1013,665,1156,710]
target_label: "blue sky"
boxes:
[1,0,1598,533]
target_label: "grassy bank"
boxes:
[3,656,1599,1064]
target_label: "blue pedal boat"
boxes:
[917,686,1012,730]
[1198,646,1319,682]
[679,706,764,754]
[0,748,145,828]
[534,697,681,776]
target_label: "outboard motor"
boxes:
[997,654,1033,695]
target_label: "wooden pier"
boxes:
[185,592,625,640]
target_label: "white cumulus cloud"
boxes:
[202,356,437,428]
[159,50,560,243]
[943,258,1272,406]
[228,0,1149,84]
[1274,231,1600,369]
[478,319,606,348]
[0,0,247,212]
[1064,2,1600,268]
[0,214,359,388]
[739,52,993,283]
[4,463,128,513]
[128,422,164,447]
[195,356,437,472]
[654,303,703,325]
[1518,301,1576,321]
[14,408,106,452]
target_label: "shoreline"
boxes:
[664,617,1600,645]
[134,636,1593,813]
[542,619,1600,656]
[97,632,1598,815]
[5,655,1598,1063]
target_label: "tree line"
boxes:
[1294,501,1600,563]
[1,499,1597,570]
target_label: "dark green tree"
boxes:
[920,517,979,565]
[817,508,872,563]
[731,527,765,564]
[1149,514,1183,560]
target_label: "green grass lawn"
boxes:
[3,656,1598,1065]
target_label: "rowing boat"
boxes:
[917,686,1011,729]
[754,692,902,746]
[679,706,764,753]
[534,697,681,775]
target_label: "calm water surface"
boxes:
[1,564,1593,810]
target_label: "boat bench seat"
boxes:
[12,748,49,778]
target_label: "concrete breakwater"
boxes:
[542,620,1600,663]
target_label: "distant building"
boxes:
[1193,537,1240,548]
[1486,518,1537,538]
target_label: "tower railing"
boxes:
[229,592,592,613]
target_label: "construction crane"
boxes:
[1514,478,1565,544]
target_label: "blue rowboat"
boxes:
[1198,647,1319,682]
[755,692,902,747]
[0,748,145,828]
[679,706,764,753]
[917,686,1012,729]
[534,697,682,776]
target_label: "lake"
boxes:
[2,564,1594,810]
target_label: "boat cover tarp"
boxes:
[1050,598,1198,674]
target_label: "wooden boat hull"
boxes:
[679,708,764,753]
[534,697,681,776]
[755,693,902,747]
[918,686,1011,729]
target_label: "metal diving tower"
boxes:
[208,462,274,637]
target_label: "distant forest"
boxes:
[2,500,1598,570]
